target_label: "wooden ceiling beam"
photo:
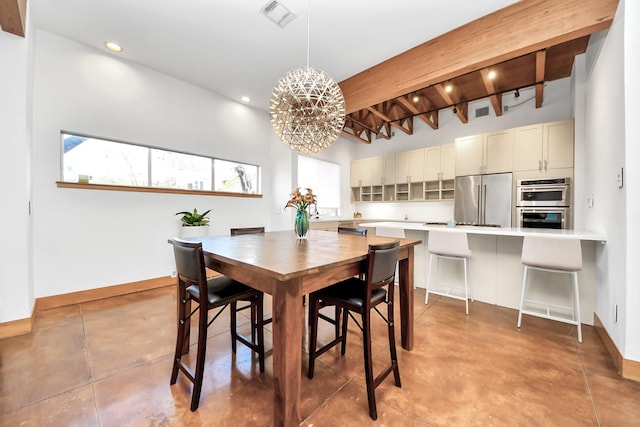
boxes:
[339,0,618,114]
[395,96,438,130]
[435,84,468,124]
[480,69,503,117]
[0,0,27,37]
[367,102,413,135]
[535,50,547,108]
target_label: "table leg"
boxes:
[398,246,415,350]
[272,279,303,427]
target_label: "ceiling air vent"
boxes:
[260,1,297,28]
[475,106,489,118]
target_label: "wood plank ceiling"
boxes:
[0,0,26,37]
[339,0,620,144]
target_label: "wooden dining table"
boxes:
[187,229,421,427]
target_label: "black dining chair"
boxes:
[337,226,368,236]
[169,238,265,411]
[308,241,401,420]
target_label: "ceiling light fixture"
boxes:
[269,0,345,154]
[444,83,453,93]
[241,96,251,103]
[412,93,420,103]
[487,70,496,79]
[104,41,122,53]
[515,89,520,98]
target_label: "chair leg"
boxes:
[190,304,209,411]
[463,258,469,315]
[340,308,349,355]
[572,272,582,343]
[387,294,401,388]
[425,254,434,304]
[230,301,237,353]
[517,266,529,329]
[334,306,341,340]
[256,295,266,372]
[171,296,189,385]
[361,310,377,420]
[307,295,320,379]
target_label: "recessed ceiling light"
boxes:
[105,41,122,53]
[487,70,497,79]
[241,96,251,103]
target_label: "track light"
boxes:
[515,89,520,98]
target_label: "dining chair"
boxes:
[230,226,265,235]
[337,226,368,236]
[375,225,405,286]
[517,234,583,342]
[308,241,401,420]
[169,238,265,411]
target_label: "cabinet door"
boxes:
[370,156,384,185]
[544,119,574,170]
[384,153,396,185]
[396,151,411,184]
[455,134,484,176]
[359,157,374,187]
[424,146,441,181]
[440,143,456,180]
[514,124,543,172]
[484,129,514,174]
[350,159,363,187]
[408,148,425,182]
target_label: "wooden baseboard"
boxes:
[36,276,176,311]
[0,305,35,339]
[594,313,640,382]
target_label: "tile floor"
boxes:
[1,286,639,426]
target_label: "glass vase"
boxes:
[294,209,310,239]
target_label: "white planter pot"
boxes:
[180,225,210,238]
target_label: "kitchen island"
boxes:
[361,221,605,326]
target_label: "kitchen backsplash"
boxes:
[351,201,454,222]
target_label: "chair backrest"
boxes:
[375,226,405,239]
[338,226,368,236]
[366,241,400,288]
[170,238,207,286]
[230,227,265,235]
[521,235,582,271]
[428,229,471,258]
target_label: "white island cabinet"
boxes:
[361,221,604,326]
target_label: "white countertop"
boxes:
[360,221,606,242]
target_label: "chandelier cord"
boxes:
[306,0,310,69]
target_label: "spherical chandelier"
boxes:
[269,1,346,154]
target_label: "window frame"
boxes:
[58,131,262,198]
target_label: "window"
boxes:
[61,133,260,194]
[297,156,340,216]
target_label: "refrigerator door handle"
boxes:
[477,184,482,222]
[482,184,488,224]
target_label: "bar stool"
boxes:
[517,235,583,342]
[425,229,473,314]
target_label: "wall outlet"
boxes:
[170,268,177,278]
[586,195,594,208]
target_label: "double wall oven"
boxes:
[516,177,571,229]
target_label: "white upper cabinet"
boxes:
[514,119,574,173]
[455,134,484,176]
[396,148,425,183]
[384,153,396,185]
[350,158,364,187]
[370,156,384,186]
[425,143,455,181]
[351,156,384,187]
[455,129,515,176]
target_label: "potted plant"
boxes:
[176,208,211,238]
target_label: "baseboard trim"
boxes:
[36,276,176,311]
[0,276,176,340]
[594,313,640,382]
[0,305,36,339]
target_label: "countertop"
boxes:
[360,221,606,242]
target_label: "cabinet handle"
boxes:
[544,159,548,171]
[538,160,542,172]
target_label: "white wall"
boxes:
[582,1,628,356]
[0,30,33,322]
[30,31,292,299]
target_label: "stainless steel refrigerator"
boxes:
[454,173,512,227]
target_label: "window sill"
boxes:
[56,181,263,198]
